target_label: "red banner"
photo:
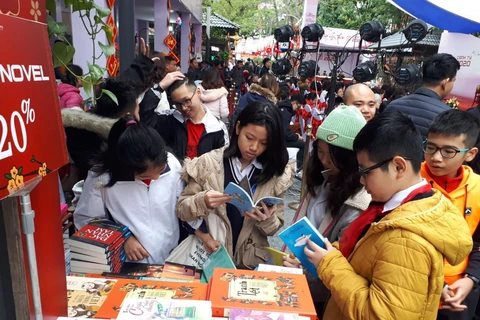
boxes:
[0,7,68,200]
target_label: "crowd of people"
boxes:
[57,46,480,320]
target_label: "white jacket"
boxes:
[74,153,183,264]
[199,85,229,119]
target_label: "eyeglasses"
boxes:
[358,156,412,178]
[173,91,196,110]
[423,141,470,159]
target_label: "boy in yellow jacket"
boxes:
[421,109,480,320]
[304,111,473,320]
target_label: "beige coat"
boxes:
[176,148,295,269]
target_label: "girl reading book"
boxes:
[176,101,294,269]
[74,115,184,264]
[283,106,371,312]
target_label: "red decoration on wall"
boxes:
[107,0,115,9]
[164,34,177,50]
[106,54,119,77]
[106,14,118,44]
[168,51,180,63]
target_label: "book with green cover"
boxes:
[264,246,288,266]
[202,244,236,282]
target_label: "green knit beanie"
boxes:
[316,105,366,151]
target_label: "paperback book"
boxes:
[116,298,212,320]
[279,217,326,279]
[224,182,283,214]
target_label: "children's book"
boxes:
[66,276,118,318]
[116,298,212,320]
[160,262,197,282]
[95,279,208,319]
[256,264,303,275]
[264,247,288,266]
[208,268,316,320]
[279,217,326,279]
[202,244,236,283]
[224,182,283,214]
[229,308,299,320]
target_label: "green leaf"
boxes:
[46,0,56,15]
[47,15,67,36]
[101,89,118,105]
[87,62,105,82]
[102,25,113,43]
[52,41,75,68]
[72,0,94,12]
[98,42,116,57]
[18,167,23,175]
[93,4,111,18]
[94,15,107,26]
[83,75,93,98]
[4,174,12,180]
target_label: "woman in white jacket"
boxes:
[199,67,229,120]
[74,115,184,264]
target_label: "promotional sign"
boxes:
[438,32,480,105]
[0,2,69,200]
[300,0,319,30]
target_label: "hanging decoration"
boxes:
[105,0,118,76]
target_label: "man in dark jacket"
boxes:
[187,58,202,81]
[231,60,245,97]
[259,58,271,77]
[278,88,305,169]
[386,53,460,140]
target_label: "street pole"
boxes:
[206,7,211,62]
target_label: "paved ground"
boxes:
[268,177,302,250]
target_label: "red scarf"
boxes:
[339,183,433,258]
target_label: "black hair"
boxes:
[213,59,221,67]
[383,85,395,100]
[189,58,197,64]
[164,56,176,64]
[93,78,138,119]
[309,81,322,92]
[225,101,288,184]
[61,64,83,86]
[278,86,290,101]
[423,53,460,86]
[94,115,168,187]
[372,87,383,94]
[334,96,344,105]
[354,111,423,173]
[391,87,406,101]
[306,92,317,101]
[167,77,196,97]
[291,94,306,105]
[143,55,166,92]
[306,140,363,217]
[150,51,162,59]
[322,79,331,91]
[429,109,480,148]
[263,58,271,66]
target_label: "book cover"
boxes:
[224,183,283,214]
[264,247,288,266]
[120,262,165,277]
[161,262,196,282]
[278,217,326,279]
[257,265,303,275]
[208,268,315,320]
[95,279,208,319]
[229,308,299,320]
[116,298,212,320]
[66,276,118,318]
[68,220,130,254]
[202,245,236,283]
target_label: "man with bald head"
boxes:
[344,83,377,121]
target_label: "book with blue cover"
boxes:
[224,182,283,215]
[279,217,326,279]
[202,244,236,283]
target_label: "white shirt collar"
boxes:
[383,179,429,213]
[230,157,263,181]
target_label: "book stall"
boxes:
[0,1,323,320]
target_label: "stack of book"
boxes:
[67,219,131,274]
[64,232,71,276]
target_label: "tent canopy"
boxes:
[388,0,480,34]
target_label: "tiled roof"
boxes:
[368,32,441,49]
[202,12,240,29]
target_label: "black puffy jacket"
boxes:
[278,100,299,143]
[386,88,450,140]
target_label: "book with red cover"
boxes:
[208,268,316,320]
[95,279,208,319]
[67,219,130,254]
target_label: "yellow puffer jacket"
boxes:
[318,189,472,320]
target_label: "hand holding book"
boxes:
[244,201,277,222]
[304,238,336,270]
[204,190,233,209]
[283,253,301,269]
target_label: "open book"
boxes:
[224,182,283,215]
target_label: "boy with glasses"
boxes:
[139,77,228,162]
[421,109,480,320]
[303,111,472,319]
